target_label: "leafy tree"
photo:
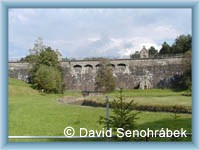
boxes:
[95,60,115,93]
[29,37,46,55]
[159,42,172,54]
[171,34,192,54]
[20,54,39,63]
[37,47,60,68]
[130,51,140,59]
[148,46,158,57]
[34,65,62,93]
[99,89,140,141]
[29,47,61,80]
[27,46,64,93]
[20,37,46,63]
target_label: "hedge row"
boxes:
[81,100,191,114]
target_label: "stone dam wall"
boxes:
[8,56,188,90]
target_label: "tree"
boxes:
[34,65,62,93]
[95,60,115,93]
[130,51,140,59]
[159,42,172,54]
[20,37,46,63]
[37,47,60,68]
[29,37,46,55]
[171,34,192,54]
[99,89,140,141]
[20,54,39,63]
[148,46,158,57]
[29,46,64,93]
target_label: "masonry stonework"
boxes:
[8,55,187,90]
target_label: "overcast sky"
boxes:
[9,8,192,60]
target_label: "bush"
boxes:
[82,100,191,114]
[34,65,62,93]
[27,46,64,93]
[95,60,115,93]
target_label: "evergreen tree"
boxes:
[148,46,158,57]
[159,42,172,54]
[171,34,192,54]
[130,51,140,59]
[99,89,140,141]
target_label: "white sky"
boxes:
[9,8,192,60]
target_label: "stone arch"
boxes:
[117,63,126,72]
[84,64,93,73]
[73,65,82,73]
[96,64,102,67]
[117,63,126,67]
[73,64,82,68]
[84,64,93,69]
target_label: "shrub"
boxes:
[34,65,62,93]
[82,100,191,114]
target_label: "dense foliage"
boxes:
[148,46,158,56]
[22,38,64,93]
[160,34,192,54]
[99,89,140,141]
[130,34,192,57]
[130,51,140,59]
[159,42,172,54]
[95,60,115,93]
[129,34,192,91]
[34,65,62,93]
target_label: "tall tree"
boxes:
[171,34,192,54]
[130,51,140,59]
[29,37,46,55]
[159,42,172,54]
[29,47,63,93]
[37,47,60,68]
[95,60,115,93]
[148,46,158,57]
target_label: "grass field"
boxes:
[8,78,192,142]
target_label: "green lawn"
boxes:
[8,78,192,142]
